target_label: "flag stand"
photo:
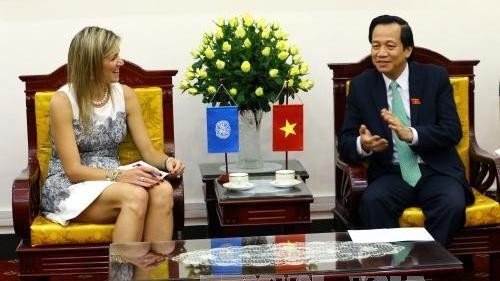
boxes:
[217,153,229,184]
[211,81,236,184]
[285,79,290,170]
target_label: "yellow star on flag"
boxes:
[280,119,297,138]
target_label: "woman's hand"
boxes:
[119,166,163,188]
[166,157,185,177]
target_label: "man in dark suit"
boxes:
[338,15,474,246]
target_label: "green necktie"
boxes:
[390,81,422,187]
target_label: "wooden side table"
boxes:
[215,175,313,237]
[199,160,310,237]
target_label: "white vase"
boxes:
[237,109,264,169]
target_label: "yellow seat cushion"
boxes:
[31,215,114,246]
[399,189,500,227]
[32,86,164,246]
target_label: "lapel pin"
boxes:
[410,98,421,105]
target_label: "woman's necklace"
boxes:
[92,88,109,107]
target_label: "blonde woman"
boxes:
[41,26,184,243]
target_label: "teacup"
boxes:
[228,172,249,186]
[275,170,295,183]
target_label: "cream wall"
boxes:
[1,0,499,233]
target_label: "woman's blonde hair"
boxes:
[67,26,120,132]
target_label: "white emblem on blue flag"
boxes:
[215,120,231,139]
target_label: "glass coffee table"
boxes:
[109,232,462,280]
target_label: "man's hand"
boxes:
[380,109,413,142]
[359,124,389,152]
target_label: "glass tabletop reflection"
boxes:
[109,232,461,280]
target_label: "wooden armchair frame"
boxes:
[328,47,500,279]
[12,60,183,281]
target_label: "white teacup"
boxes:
[228,172,249,186]
[275,170,295,183]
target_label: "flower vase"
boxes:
[237,109,264,169]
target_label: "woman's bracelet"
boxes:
[164,157,174,170]
[105,169,122,181]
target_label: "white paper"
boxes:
[348,227,434,243]
[118,160,169,179]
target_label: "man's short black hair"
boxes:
[369,15,414,49]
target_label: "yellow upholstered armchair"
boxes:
[12,60,184,281]
[328,47,500,279]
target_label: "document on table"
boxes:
[348,227,434,243]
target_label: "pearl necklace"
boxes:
[92,88,109,107]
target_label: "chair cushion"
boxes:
[399,188,500,227]
[32,86,164,246]
[31,215,113,246]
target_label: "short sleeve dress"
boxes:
[41,83,127,225]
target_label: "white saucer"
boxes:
[270,179,301,188]
[222,182,255,190]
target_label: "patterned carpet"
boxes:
[0,259,19,281]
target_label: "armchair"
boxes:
[329,47,500,279]
[12,60,184,281]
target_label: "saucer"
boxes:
[222,182,255,190]
[270,179,301,188]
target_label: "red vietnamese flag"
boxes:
[273,104,303,151]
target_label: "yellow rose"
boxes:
[242,13,253,27]
[179,80,190,90]
[257,18,267,29]
[190,50,200,58]
[269,69,279,78]
[261,47,270,56]
[204,48,215,59]
[307,79,314,89]
[285,79,294,87]
[255,87,264,96]
[276,40,287,51]
[215,28,224,39]
[289,65,299,76]
[244,38,252,48]
[229,88,238,96]
[222,41,231,52]
[298,80,309,90]
[241,61,251,73]
[278,51,289,61]
[272,21,280,29]
[216,59,225,70]
[216,18,225,26]
[207,86,217,94]
[229,16,239,27]
[300,63,309,75]
[187,87,198,95]
[235,27,246,38]
[293,54,302,64]
[185,71,195,80]
[261,29,271,39]
[289,45,299,55]
[196,68,207,79]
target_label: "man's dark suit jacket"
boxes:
[338,61,474,205]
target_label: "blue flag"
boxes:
[207,106,239,153]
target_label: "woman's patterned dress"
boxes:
[41,83,127,225]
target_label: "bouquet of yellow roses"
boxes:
[180,13,314,112]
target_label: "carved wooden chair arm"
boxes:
[12,153,40,240]
[469,135,500,201]
[335,156,368,224]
